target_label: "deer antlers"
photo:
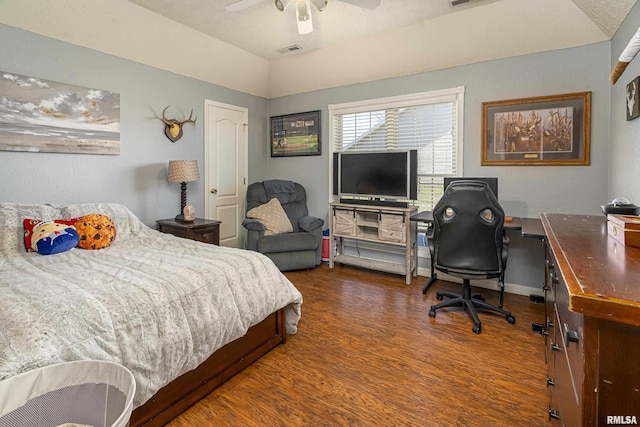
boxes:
[162,106,197,142]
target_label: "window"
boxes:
[329,87,464,212]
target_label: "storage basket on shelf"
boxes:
[0,360,135,427]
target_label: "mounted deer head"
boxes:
[162,106,197,142]
[628,81,637,117]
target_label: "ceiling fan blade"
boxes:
[224,0,264,12]
[338,0,381,10]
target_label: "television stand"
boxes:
[329,201,418,285]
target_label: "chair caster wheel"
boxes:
[472,323,481,334]
[429,308,436,318]
[506,315,516,324]
[436,294,444,301]
[471,294,485,301]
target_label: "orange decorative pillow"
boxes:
[74,214,117,250]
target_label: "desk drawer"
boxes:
[555,277,584,390]
[550,308,582,427]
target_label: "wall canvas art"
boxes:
[0,71,120,155]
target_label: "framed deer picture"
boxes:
[626,77,640,121]
[481,92,591,166]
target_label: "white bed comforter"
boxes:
[0,202,302,408]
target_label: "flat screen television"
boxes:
[443,177,498,199]
[333,150,418,203]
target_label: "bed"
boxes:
[0,202,303,426]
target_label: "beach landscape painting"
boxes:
[0,72,120,155]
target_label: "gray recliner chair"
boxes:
[242,179,324,271]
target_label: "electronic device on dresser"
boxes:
[444,177,498,199]
[333,150,417,207]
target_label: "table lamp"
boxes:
[167,160,200,221]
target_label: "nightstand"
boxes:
[156,218,221,245]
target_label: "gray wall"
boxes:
[1,21,614,289]
[610,1,640,204]
[267,43,611,220]
[0,24,268,227]
[267,42,611,288]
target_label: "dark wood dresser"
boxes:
[156,218,221,245]
[541,214,640,426]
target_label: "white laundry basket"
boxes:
[0,360,135,427]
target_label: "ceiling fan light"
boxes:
[275,0,292,12]
[296,0,311,21]
[296,0,313,33]
[297,18,313,34]
[310,0,327,12]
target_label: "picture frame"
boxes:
[626,77,640,121]
[0,71,120,155]
[270,110,321,157]
[481,92,591,166]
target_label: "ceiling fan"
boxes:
[225,0,382,34]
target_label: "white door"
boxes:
[204,100,248,248]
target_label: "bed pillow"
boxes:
[23,218,78,252]
[75,214,117,249]
[27,220,79,255]
[246,197,293,236]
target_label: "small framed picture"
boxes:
[270,110,321,157]
[627,77,640,121]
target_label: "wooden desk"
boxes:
[541,214,640,425]
[521,217,545,239]
[410,210,523,230]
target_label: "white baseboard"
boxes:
[416,266,543,297]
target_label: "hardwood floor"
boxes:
[167,264,550,426]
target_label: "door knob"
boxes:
[210,188,218,194]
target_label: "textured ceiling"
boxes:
[127,0,635,60]
[0,0,637,97]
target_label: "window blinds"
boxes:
[330,88,464,211]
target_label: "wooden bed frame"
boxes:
[129,308,287,426]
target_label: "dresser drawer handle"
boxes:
[551,341,562,352]
[546,320,554,333]
[548,406,560,420]
[547,377,555,387]
[564,324,579,346]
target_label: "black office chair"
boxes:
[427,181,516,334]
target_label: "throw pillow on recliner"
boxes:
[246,197,293,236]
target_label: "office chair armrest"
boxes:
[502,234,510,266]
[299,215,324,232]
[426,225,435,258]
[242,218,265,231]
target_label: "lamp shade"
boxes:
[168,160,199,183]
